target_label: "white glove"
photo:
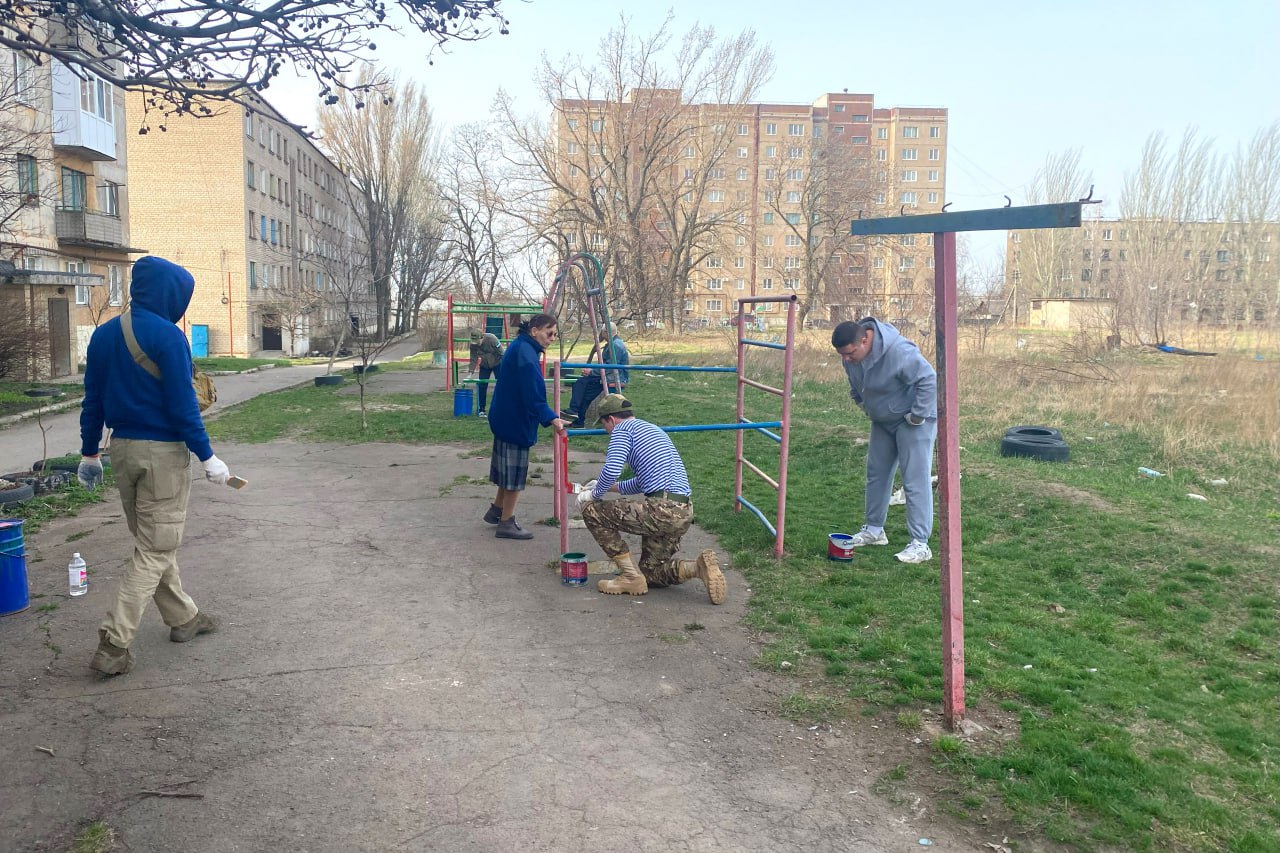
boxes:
[582,479,598,495]
[203,454,231,485]
[576,488,597,509]
[77,456,103,491]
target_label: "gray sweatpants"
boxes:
[865,418,937,543]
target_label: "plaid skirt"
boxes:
[489,437,531,491]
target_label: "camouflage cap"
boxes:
[595,393,632,423]
[470,328,483,341]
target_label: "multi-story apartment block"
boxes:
[1,39,137,379]
[1006,217,1277,330]
[125,91,370,357]
[552,90,947,329]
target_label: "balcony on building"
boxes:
[55,207,124,248]
[51,62,117,161]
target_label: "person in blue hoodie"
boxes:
[483,313,569,540]
[831,318,937,564]
[78,257,232,676]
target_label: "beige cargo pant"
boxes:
[100,439,198,648]
[581,496,694,587]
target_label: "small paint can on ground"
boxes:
[827,533,855,561]
[560,552,588,586]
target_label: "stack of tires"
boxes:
[999,426,1070,462]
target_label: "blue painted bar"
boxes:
[560,363,737,373]
[741,338,788,351]
[742,419,781,443]
[736,495,778,536]
[566,421,782,437]
[850,201,1084,236]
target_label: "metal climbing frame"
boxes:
[444,295,542,391]
[733,294,798,559]
[544,252,623,393]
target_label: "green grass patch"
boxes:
[70,820,115,853]
[194,356,290,372]
[0,381,82,418]
[203,349,1280,851]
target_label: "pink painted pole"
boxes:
[934,231,965,729]
[553,362,568,556]
[446,294,454,392]
[733,304,746,514]
[775,295,796,558]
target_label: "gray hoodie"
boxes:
[841,318,937,424]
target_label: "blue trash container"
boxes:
[453,387,474,417]
[0,518,29,617]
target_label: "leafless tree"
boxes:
[319,66,439,340]
[439,123,517,303]
[395,195,456,332]
[495,15,774,327]
[0,2,510,120]
[1013,149,1094,302]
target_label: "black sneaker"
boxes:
[495,517,534,540]
[483,503,502,524]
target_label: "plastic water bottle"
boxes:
[1137,467,1164,479]
[68,553,87,597]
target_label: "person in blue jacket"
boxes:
[831,317,937,564]
[78,256,232,676]
[483,313,569,539]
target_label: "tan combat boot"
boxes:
[597,552,647,596]
[90,629,134,676]
[677,550,727,605]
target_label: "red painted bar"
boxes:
[445,294,454,391]
[934,231,965,729]
[739,456,779,490]
[740,376,784,396]
[733,307,746,515]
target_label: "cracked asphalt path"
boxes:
[1,429,979,851]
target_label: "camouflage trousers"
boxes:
[581,496,694,587]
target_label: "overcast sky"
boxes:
[268,0,1280,268]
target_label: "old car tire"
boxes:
[1004,425,1064,441]
[314,375,345,387]
[1000,434,1070,462]
[0,482,35,506]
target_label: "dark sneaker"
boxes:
[495,517,534,540]
[90,629,134,676]
[170,611,218,643]
[483,502,502,524]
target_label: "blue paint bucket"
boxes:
[453,386,474,417]
[827,533,855,562]
[0,518,30,616]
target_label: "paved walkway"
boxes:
[0,359,997,852]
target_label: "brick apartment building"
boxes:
[1,39,136,379]
[125,91,369,357]
[1006,217,1277,330]
[552,90,947,329]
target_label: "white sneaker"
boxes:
[889,487,906,506]
[848,526,889,547]
[895,540,932,564]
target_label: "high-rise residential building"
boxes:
[125,91,371,357]
[551,90,947,329]
[1,38,137,379]
[1006,217,1277,330]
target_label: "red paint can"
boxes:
[561,552,588,586]
[828,533,855,561]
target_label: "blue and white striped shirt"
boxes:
[592,417,691,499]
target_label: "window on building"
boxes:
[852,114,869,122]
[260,214,267,241]
[901,170,917,182]
[1118,249,1127,261]
[903,126,918,138]
[708,190,724,202]
[60,167,87,210]
[928,148,940,161]
[929,126,941,138]
[835,126,845,135]
[851,135,868,144]
[787,168,803,180]
[876,192,886,204]
[876,127,888,140]
[787,146,803,159]
[785,190,801,203]
[785,213,801,224]
[246,160,256,189]
[737,123,749,135]
[833,104,845,113]
[762,256,774,268]
[79,75,113,122]
[1217,250,1229,263]
[901,235,916,246]
[784,256,799,269]
[785,234,801,247]
[1100,249,1111,261]
[765,122,777,135]
[707,278,723,290]
[876,149,887,161]
[734,256,745,268]
[17,154,37,199]
[764,145,777,158]
[590,118,603,132]
[566,142,578,155]
[735,167,748,181]
[1100,269,1111,283]
[1081,268,1093,281]
[736,279,745,290]
[900,191,918,204]
[927,170,939,182]
[900,149,918,161]
[784,278,799,290]
[12,52,36,103]
[567,118,578,130]
[761,277,773,290]
[96,181,119,216]
[107,265,124,305]
[707,299,723,311]
[706,256,723,268]
[787,123,805,136]
[1102,228,1113,240]
[926,192,939,203]
[762,212,774,224]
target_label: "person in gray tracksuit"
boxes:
[831,317,937,564]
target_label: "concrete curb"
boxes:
[0,397,83,428]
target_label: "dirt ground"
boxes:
[1,416,1016,851]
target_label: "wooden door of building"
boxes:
[47,298,71,377]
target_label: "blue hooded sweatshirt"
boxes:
[79,257,213,461]
[841,318,937,425]
[487,330,557,448]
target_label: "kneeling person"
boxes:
[576,394,726,603]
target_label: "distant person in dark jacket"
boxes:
[78,256,230,676]
[832,317,937,564]
[484,313,569,539]
[467,328,504,417]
